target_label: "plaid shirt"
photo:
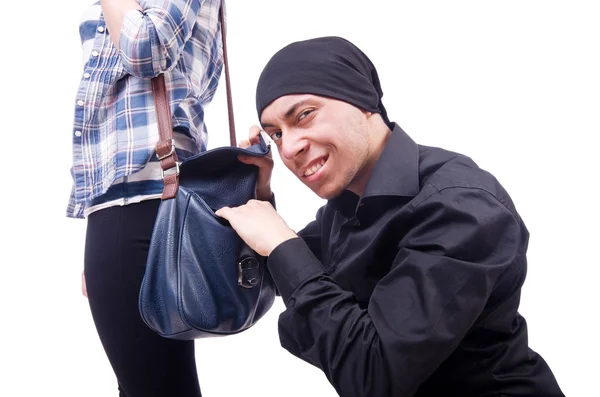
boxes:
[67,0,223,218]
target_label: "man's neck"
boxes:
[347,115,392,196]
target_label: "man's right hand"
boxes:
[237,125,274,201]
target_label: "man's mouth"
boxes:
[303,157,328,177]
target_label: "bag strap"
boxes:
[152,4,235,200]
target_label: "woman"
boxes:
[67,0,225,395]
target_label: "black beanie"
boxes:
[256,36,390,125]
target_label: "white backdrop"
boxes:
[1,1,598,396]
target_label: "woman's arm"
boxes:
[100,0,143,50]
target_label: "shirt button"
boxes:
[83,73,91,79]
[97,26,105,33]
[91,50,99,57]
[77,100,84,106]
[75,131,82,137]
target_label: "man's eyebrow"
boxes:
[284,100,309,119]
[261,100,311,128]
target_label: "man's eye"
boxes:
[298,109,313,121]
[269,131,282,142]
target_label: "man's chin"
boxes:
[310,184,344,200]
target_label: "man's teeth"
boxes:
[304,158,326,177]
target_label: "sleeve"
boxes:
[266,187,525,397]
[118,0,210,78]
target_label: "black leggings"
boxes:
[84,200,201,397]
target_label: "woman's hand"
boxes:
[81,270,88,298]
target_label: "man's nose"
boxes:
[281,132,309,161]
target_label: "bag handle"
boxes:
[152,4,235,200]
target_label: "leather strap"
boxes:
[152,3,235,200]
[220,4,236,146]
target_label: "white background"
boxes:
[1,1,598,396]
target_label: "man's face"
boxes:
[260,94,374,199]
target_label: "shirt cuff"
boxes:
[119,8,164,78]
[267,237,325,303]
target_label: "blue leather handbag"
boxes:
[138,15,276,339]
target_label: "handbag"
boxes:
[138,6,276,340]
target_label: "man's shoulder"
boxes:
[415,145,517,214]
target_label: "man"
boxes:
[216,37,563,397]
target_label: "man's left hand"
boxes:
[216,200,297,257]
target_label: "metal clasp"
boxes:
[238,257,260,289]
[156,140,175,160]
[161,162,180,179]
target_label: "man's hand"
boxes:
[238,126,274,201]
[216,200,297,257]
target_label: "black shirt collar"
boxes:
[361,123,420,199]
[329,123,420,218]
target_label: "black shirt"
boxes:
[267,124,563,397]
